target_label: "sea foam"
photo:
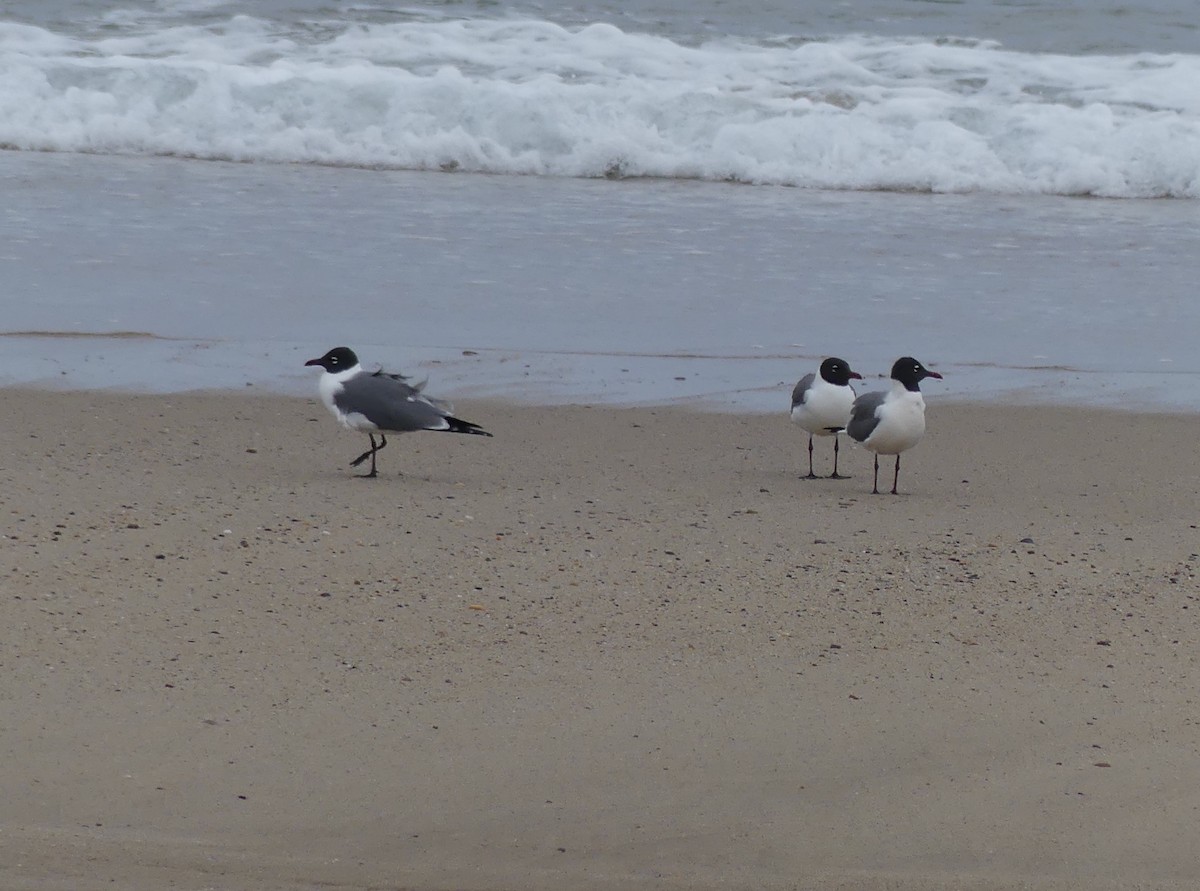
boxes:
[0,15,1197,197]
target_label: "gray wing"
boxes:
[790,372,816,409]
[369,368,451,411]
[846,391,886,443]
[371,367,416,385]
[335,371,453,432]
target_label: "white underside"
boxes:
[790,379,855,437]
[339,409,377,432]
[863,385,927,455]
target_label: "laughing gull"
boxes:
[790,357,863,479]
[305,347,492,478]
[847,357,942,495]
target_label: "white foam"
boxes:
[0,16,1197,197]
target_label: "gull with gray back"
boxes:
[305,346,492,477]
[789,357,863,479]
[847,356,942,494]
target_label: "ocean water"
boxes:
[1,1,1197,410]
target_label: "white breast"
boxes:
[791,378,855,436]
[317,366,361,430]
[864,387,926,455]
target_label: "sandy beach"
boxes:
[1,388,1197,891]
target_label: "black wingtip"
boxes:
[445,416,493,437]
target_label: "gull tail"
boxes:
[444,416,493,437]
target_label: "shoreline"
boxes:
[4,340,1200,415]
[2,389,1197,890]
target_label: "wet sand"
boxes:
[1,389,1197,890]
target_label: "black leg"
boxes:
[366,437,379,478]
[349,434,375,468]
[891,454,901,495]
[803,435,818,479]
[829,435,846,479]
[871,453,880,494]
[367,434,388,477]
[350,433,387,478]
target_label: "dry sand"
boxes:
[1,388,1197,891]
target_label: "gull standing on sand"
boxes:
[305,347,492,478]
[847,356,942,495]
[790,357,863,479]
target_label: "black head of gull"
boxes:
[305,346,492,479]
[304,346,359,374]
[847,356,942,495]
[790,356,863,480]
[890,356,943,392]
[819,357,862,388]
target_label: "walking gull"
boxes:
[305,346,492,477]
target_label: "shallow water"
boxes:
[4,150,1197,412]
